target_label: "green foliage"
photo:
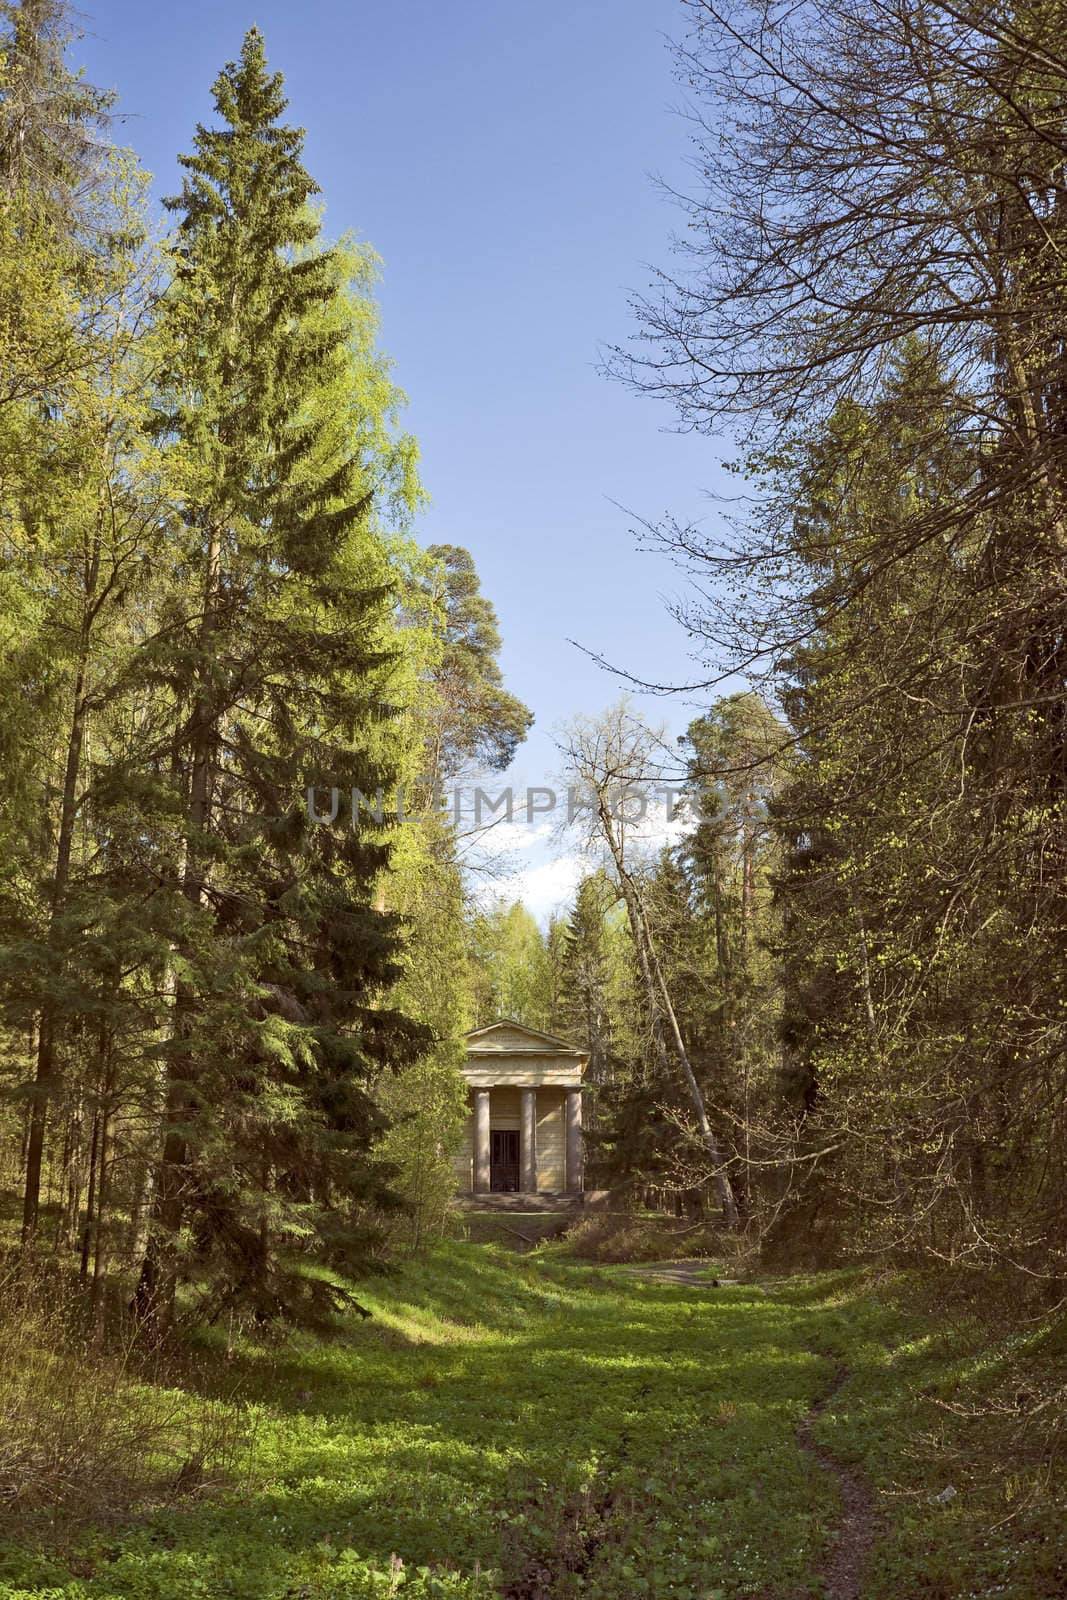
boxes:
[621,0,1067,1286]
[0,0,113,224]
[0,15,525,1328]
[0,1246,845,1598]
[554,871,636,1150]
[415,545,533,782]
[122,28,436,1322]
[763,343,1067,1275]
[0,1262,250,1533]
[467,900,556,1031]
[569,695,790,1213]
[3,1246,1062,1599]
[375,823,470,1251]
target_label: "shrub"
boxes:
[558,1211,725,1264]
[0,1263,250,1531]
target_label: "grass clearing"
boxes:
[0,1243,1063,1599]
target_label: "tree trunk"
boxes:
[22,655,90,1243]
[79,1107,101,1279]
[136,526,221,1329]
[22,512,103,1245]
[60,1093,85,1251]
[598,799,739,1227]
[91,1099,111,1330]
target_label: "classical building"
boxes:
[453,1021,588,1195]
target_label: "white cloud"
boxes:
[459,778,696,925]
[485,851,586,924]
[469,817,554,856]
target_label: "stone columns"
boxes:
[521,1088,537,1194]
[473,1087,491,1193]
[565,1088,584,1195]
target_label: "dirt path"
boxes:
[796,1363,880,1600]
[611,1257,727,1287]
[618,1261,879,1600]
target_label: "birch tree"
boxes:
[560,702,739,1225]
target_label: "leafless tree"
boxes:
[558,702,739,1225]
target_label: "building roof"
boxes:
[463,1019,588,1059]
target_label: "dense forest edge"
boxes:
[2,0,1066,1595]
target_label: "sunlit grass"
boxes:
[0,1244,1063,1599]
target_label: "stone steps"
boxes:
[452,1192,583,1214]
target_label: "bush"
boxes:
[0,1263,250,1531]
[558,1211,725,1264]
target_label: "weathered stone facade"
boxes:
[454,1021,587,1195]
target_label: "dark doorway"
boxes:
[490,1129,520,1192]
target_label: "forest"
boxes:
[1,2,1066,1598]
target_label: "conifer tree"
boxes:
[419,545,533,784]
[0,1,149,1246]
[0,0,111,217]
[136,29,428,1325]
[9,163,164,1245]
[557,872,624,1105]
[0,1,115,450]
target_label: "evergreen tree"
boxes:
[416,543,532,786]
[560,703,739,1223]
[0,0,111,218]
[0,1,114,425]
[764,349,1046,1265]
[557,872,623,1102]
[8,161,165,1245]
[135,30,429,1325]
[0,0,153,1248]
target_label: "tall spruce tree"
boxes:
[557,873,623,1106]
[136,30,428,1325]
[0,0,111,218]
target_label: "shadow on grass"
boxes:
[3,1244,869,1600]
[37,1245,836,1598]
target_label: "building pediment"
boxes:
[464,1019,587,1058]
[461,1019,588,1090]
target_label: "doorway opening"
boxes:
[490,1129,520,1192]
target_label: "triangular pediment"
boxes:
[464,1019,586,1058]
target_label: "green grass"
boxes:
[0,1244,1063,1599]
[803,1274,1067,1600]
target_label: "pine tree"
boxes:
[418,545,533,784]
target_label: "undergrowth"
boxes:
[0,1244,1062,1598]
[554,1210,728,1264]
[0,1263,251,1536]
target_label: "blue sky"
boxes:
[77,0,738,917]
